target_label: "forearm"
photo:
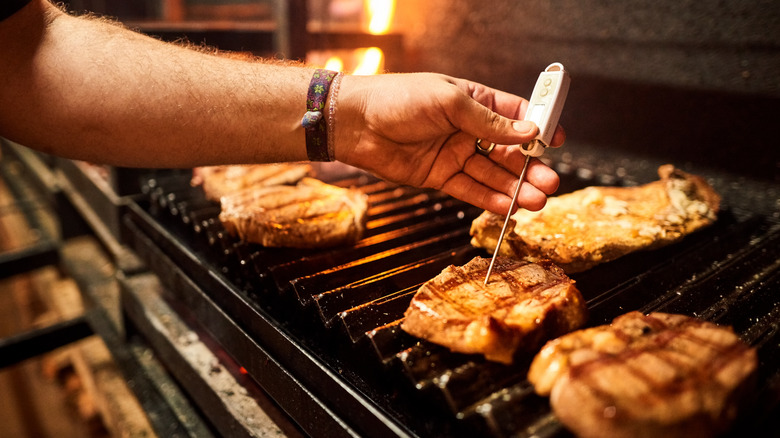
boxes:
[0,1,563,214]
[0,0,313,167]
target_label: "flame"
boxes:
[366,0,395,35]
[324,56,345,72]
[352,47,384,75]
[308,0,392,75]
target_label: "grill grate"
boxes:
[125,162,780,437]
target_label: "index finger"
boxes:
[454,78,567,148]
[455,79,529,119]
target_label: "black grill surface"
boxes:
[122,157,780,438]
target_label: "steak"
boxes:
[219,177,368,248]
[192,163,311,201]
[528,311,758,438]
[470,165,721,273]
[401,256,587,364]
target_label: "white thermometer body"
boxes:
[521,62,571,157]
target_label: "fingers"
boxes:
[446,88,540,146]
[447,76,566,150]
[483,145,560,195]
[464,152,556,195]
[442,144,556,215]
[549,124,566,148]
[441,169,551,215]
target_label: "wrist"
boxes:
[329,74,366,165]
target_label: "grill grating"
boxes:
[129,163,780,437]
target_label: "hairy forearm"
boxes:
[0,0,313,167]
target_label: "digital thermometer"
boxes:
[484,63,570,285]
[520,62,570,157]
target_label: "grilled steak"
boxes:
[401,256,587,364]
[528,311,758,438]
[470,165,721,273]
[219,177,368,248]
[192,163,311,201]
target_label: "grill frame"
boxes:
[118,156,780,438]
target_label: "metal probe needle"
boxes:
[484,153,532,285]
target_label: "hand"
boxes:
[334,73,564,215]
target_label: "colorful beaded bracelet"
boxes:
[302,69,340,161]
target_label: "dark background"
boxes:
[63,0,780,181]
[394,0,780,181]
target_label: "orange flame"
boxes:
[309,0,393,75]
[352,47,384,75]
[366,0,395,35]
[324,56,345,72]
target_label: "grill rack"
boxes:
[121,161,780,438]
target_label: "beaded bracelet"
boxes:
[302,69,340,161]
[327,72,343,161]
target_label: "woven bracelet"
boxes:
[302,69,340,161]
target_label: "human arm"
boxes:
[0,0,563,214]
[0,0,313,166]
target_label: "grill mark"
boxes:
[591,346,750,416]
[423,259,569,318]
[218,179,369,248]
[225,190,357,221]
[424,260,511,315]
[201,164,311,198]
[250,192,332,213]
[248,166,302,182]
[423,264,477,315]
[567,315,752,415]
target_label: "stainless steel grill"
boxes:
[119,155,780,438]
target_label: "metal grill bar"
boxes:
[122,163,780,438]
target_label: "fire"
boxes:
[352,47,384,75]
[366,0,395,35]
[314,48,384,75]
[324,56,345,72]
[308,0,393,75]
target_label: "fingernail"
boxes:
[512,120,536,133]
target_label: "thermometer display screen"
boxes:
[527,104,546,125]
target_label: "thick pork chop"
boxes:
[401,256,587,364]
[192,163,311,201]
[528,311,757,438]
[219,177,368,248]
[470,165,721,273]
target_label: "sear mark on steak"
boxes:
[192,163,311,201]
[401,256,588,364]
[528,311,758,438]
[219,177,368,248]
